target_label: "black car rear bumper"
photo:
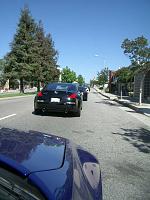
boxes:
[35,101,78,113]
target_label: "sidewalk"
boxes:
[94,86,150,118]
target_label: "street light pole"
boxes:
[57,67,62,82]
[120,83,122,100]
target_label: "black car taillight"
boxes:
[37,91,43,97]
[68,93,77,99]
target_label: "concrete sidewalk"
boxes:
[94,86,150,118]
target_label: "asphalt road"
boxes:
[0,89,150,200]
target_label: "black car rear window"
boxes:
[44,83,77,92]
[78,87,86,92]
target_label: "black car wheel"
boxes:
[34,108,42,115]
[34,101,42,114]
[75,107,81,117]
[83,97,88,101]
[83,95,88,101]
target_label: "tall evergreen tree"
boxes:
[43,33,59,83]
[0,59,5,75]
[32,21,59,91]
[0,59,6,87]
[4,6,59,92]
[5,6,37,93]
[31,21,46,91]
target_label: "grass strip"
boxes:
[0,92,36,98]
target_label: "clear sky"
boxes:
[0,0,150,82]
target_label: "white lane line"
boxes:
[0,114,16,121]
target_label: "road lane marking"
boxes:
[0,114,16,121]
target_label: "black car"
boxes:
[34,82,82,117]
[83,84,90,92]
[78,86,88,101]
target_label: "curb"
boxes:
[114,99,139,112]
[114,99,150,117]
[94,88,149,117]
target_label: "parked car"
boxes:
[83,84,90,92]
[78,86,88,101]
[0,128,102,200]
[34,82,82,117]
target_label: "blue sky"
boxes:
[0,0,150,82]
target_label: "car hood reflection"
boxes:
[0,128,66,172]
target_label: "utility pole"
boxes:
[139,73,146,105]
[120,83,122,100]
[57,67,62,82]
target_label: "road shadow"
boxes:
[32,111,77,118]
[112,128,150,153]
[126,110,136,113]
[137,107,150,116]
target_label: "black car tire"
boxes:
[34,108,41,115]
[83,96,88,101]
[75,107,81,117]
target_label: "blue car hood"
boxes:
[0,128,66,176]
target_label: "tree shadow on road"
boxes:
[112,128,150,153]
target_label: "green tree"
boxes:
[121,36,150,72]
[30,20,45,91]
[0,59,5,75]
[77,74,85,85]
[4,7,59,92]
[0,59,6,87]
[115,66,135,93]
[97,67,109,87]
[42,33,59,83]
[115,67,134,83]
[61,66,76,83]
[31,21,59,91]
[90,79,98,87]
[121,36,150,103]
[5,6,37,93]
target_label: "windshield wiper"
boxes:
[0,177,40,200]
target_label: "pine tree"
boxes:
[5,6,59,92]
[5,6,37,93]
[32,21,59,91]
[31,21,46,91]
[43,33,59,83]
[0,59,6,87]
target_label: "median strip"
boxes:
[0,114,16,121]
